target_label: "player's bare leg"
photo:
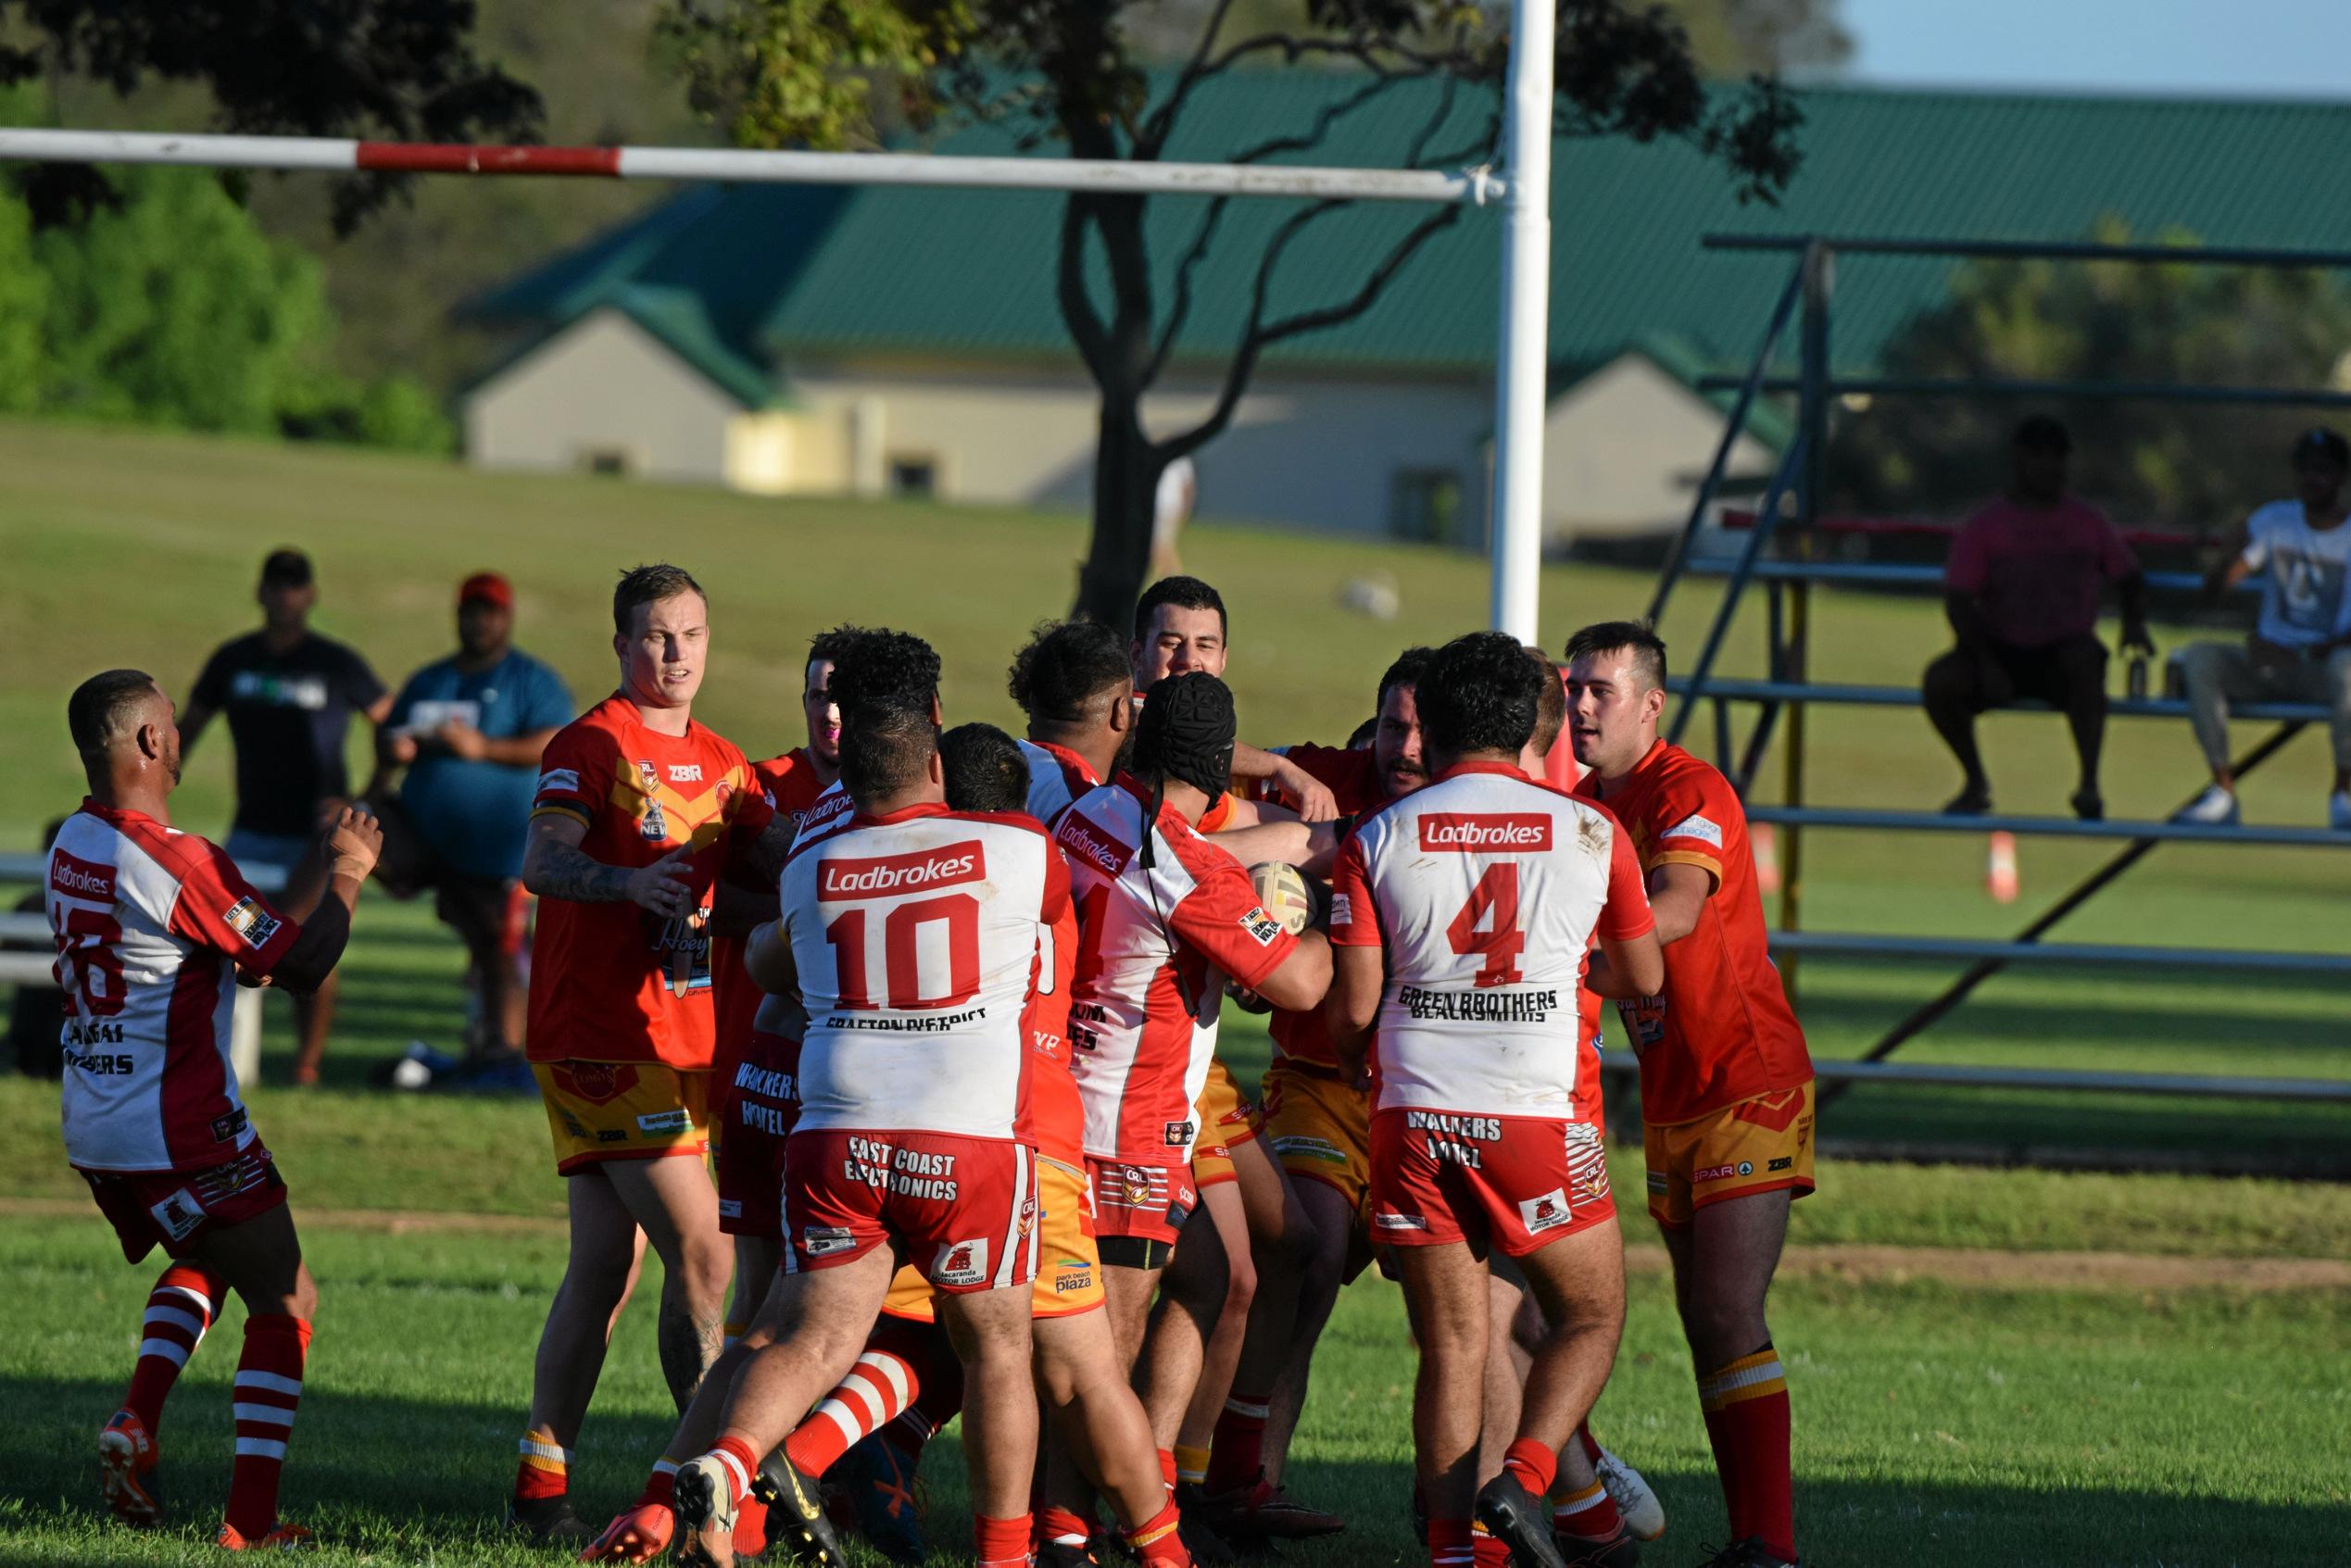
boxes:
[186,1204,320,1549]
[601,1157,735,1405]
[1197,1138,1339,1537]
[1479,1268,1528,1487]
[725,1236,783,1343]
[1664,1190,1796,1564]
[1261,1175,1355,1485]
[1483,1220,1627,1568]
[288,973,336,1087]
[512,1170,643,1537]
[676,1248,891,1568]
[1173,1179,1254,1477]
[1137,1229,1222,1449]
[937,1282,1043,1537]
[1034,1310,1183,1542]
[1393,1239,1490,1563]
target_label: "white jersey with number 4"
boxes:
[1328,761,1653,1118]
[782,802,1067,1139]
[47,801,306,1173]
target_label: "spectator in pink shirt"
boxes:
[1923,417,2152,820]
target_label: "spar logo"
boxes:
[1418,813,1553,853]
[819,841,987,899]
[50,849,116,901]
[1056,815,1134,878]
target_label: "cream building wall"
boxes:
[465,309,751,486]
[1539,353,1779,540]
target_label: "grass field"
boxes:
[3,420,2348,1565]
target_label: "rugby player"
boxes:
[1566,621,1815,1568]
[1327,631,1662,1568]
[507,565,792,1540]
[709,626,855,1345]
[1050,673,1332,1547]
[672,647,1065,1568]
[55,669,382,1549]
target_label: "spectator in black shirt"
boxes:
[182,548,391,1085]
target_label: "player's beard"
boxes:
[1113,720,1139,776]
[163,737,182,785]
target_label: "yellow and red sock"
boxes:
[1204,1391,1270,1494]
[707,1435,763,1506]
[1125,1498,1191,1565]
[1552,1477,1622,1540]
[125,1261,224,1436]
[225,1313,310,1539]
[1501,1436,1556,1499]
[1427,1516,1474,1568]
[1172,1442,1211,1488]
[514,1424,572,1503]
[1469,1521,1512,1566]
[782,1348,918,1479]
[974,1512,1033,1567]
[1699,1343,1794,1562]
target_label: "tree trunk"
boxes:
[1073,387,1161,631]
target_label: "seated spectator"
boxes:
[2175,428,2351,829]
[1923,416,2151,820]
[369,572,573,1081]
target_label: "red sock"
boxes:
[733,1492,769,1557]
[1502,1436,1556,1499]
[1701,1346,1794,1560]
[1037,1504,1095,1549]
[1158,1447,1178,1492]
[225,1313,310,1539]
[1576,1421,1603,1465]
[782,1348,918,1478]
[640,1460,678,1508]
[124,1262,223,1436]
[1125,1499,1191,1565]
[1204,1389,1271,1495]
[1427,1516,1473,1567]
[1553,1478,1622,1540]
[708,1435,763,1506]
[1470,1523,1513,1566]
[974,1512,1033,1567]
[514,1424,571,1502]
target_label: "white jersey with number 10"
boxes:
[781,802,1068,1139]
[1328,761,1653,1119]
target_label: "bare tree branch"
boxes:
[1154,198,1463,467]
[1145,193,1234,387]
[1137,0,1243,157]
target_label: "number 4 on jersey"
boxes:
[1446,863,1524,988]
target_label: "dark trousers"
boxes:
[1923,633,2108,792]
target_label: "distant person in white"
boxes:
[1151,456,1196,578]
[2176,427,2351,829]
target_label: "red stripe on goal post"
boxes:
[353,142,622,177]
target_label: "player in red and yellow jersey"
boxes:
[505,565,793,1542]
[707,626,855,1350]
[1567,621,1815,1568]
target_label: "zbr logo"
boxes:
[1419,814,1553,853]
[668,763,705,784]
[932,1238,989,1286]
[819,843,987,899]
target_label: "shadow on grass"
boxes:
[3,1376,2344,1568]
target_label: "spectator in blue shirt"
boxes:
[371,572,573,1075]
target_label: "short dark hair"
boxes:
[829,628,940,724]
[941,722,1030,814]
[1377,646,1436,711]
[839,707,937,806]
[1133,575,1226,645]
[69,669,161,762]
[1528,646,1566,755]
[2013,414,2071,455]
[612,563,707,635]
[259,548,312,587]
[1562,621,1668,695]
[1011,620,1132,725]
[1418,632,1543,760]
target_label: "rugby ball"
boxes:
[1249,861,1314,935]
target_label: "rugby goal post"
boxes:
[0,0,1555,641]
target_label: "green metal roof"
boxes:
[466,78,2351,392]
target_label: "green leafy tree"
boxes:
[0,187,49,410]
[1829,217,2351,535]
[661,0,1803,626]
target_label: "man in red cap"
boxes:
[369,571,575,1083]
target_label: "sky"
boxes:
[1842,0,2351,98]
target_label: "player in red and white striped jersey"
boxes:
[1326,633,1662,1568]
[1054,675,1330,1518]
[51,669,380,1550]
